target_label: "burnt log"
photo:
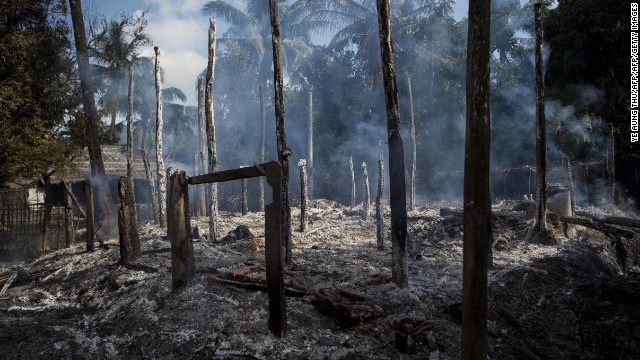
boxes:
[168,171,195,290]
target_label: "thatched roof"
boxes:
[52,145,156,182]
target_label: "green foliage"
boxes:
[0,0,79,185]
[545,0,631,159]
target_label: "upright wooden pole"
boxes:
[376,0,408,288]
[118,177,132,264]
[241,165,249,215]
[194,152,201,216]
[298,159,308,231]
[307,90,314,200]
[84,179,95,251]
[205,17,219,242]
[168,171,195,291]
[609,126,616,204]
[269,0,292,264]
[63,181,73,248]
[141,147,160,224]
[376,152,384,251]
[407,73,417,211]
[362,162,371,219]
[198,77,207,216]
[264,161,286,337]
[562,154,576,214]
[461,0,491,357]
[126,65,140,257]
[154,46,167,229]
[259,84,266,212]
[534,3,548,236]
[349,157,356,207]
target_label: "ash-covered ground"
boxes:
[1,200,639,359]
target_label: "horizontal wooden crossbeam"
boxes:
[187,161,276,185]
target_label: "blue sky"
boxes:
[86,0,470,106]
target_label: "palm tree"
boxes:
[91,13,151,140]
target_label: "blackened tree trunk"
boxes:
[298,159,308,231]
[194,152,200,215]
[406,73,417,211]
[68,0,112,235]
[205,18,220,242]
[118,177,132,264]
[362,162,371,219]
[376,152,384,251]
[154,46,167,229]
[168,171,195,290]
[376,0,408,288]
[349,156,356,207]
[197,77,207,217]
[259,84,266,212]
[308,90,314,200]
[126,66,141,257]
[269,0,293,264]
[141,146,160,224]
[461,0,491,357]
[534,3,548,236]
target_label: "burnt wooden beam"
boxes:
[187,162,273,185]
[62,182,87,220]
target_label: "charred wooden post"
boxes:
[166,167,173,233]
[263,161,286,337]
[376,152,384,251]
[241,165,249,216]
[154,46,167,229]
[118,177,132,264]
[349,157,356,207]
[168,171,195,291]
[126,65,140,257]
[298,159,308,231]
[406,73,417,211]
[206,17,220,242]
[198,77,207,216]
[307,90,314,200]
[193,153,199,215]
[376,0,408,288]
[84,180,95,251]
[259,84,266,212]
[562,154,576,215]
[609,125,616,204]
[63,181,73,248]
[141,147,160,224]
[534,3,548,237]
[362,162,371,220]
[269,0,293,264]
[461,0,491,357]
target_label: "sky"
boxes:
[87,0,470,107]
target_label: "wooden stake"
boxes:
[126,65,140,257]
[562,154,576,215]
[118,177,132,264]
[241,165,249,216]
[362,162,371,219]
[376,152,384,250]
[259,84,266,212]
[141,147,160,224]
[63,181,73,248]
[308,90,314,200]
[298,159,308,231]
[198,77,207,217]
[349,157,356,208]
[154,46,167,229]
[84,179,95,251]
[168,171,195,290]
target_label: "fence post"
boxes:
[169,170,195,290]
[118,177,132,264]
[264,161,286,337]
[84,180,95,251]
[63,181,73,248]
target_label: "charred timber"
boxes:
[461,0,491,357]
[376,0,408,288]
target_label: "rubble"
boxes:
[0,200,638,359]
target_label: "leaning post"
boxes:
[63,181,73,248]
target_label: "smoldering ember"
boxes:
[0,1,638,359]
